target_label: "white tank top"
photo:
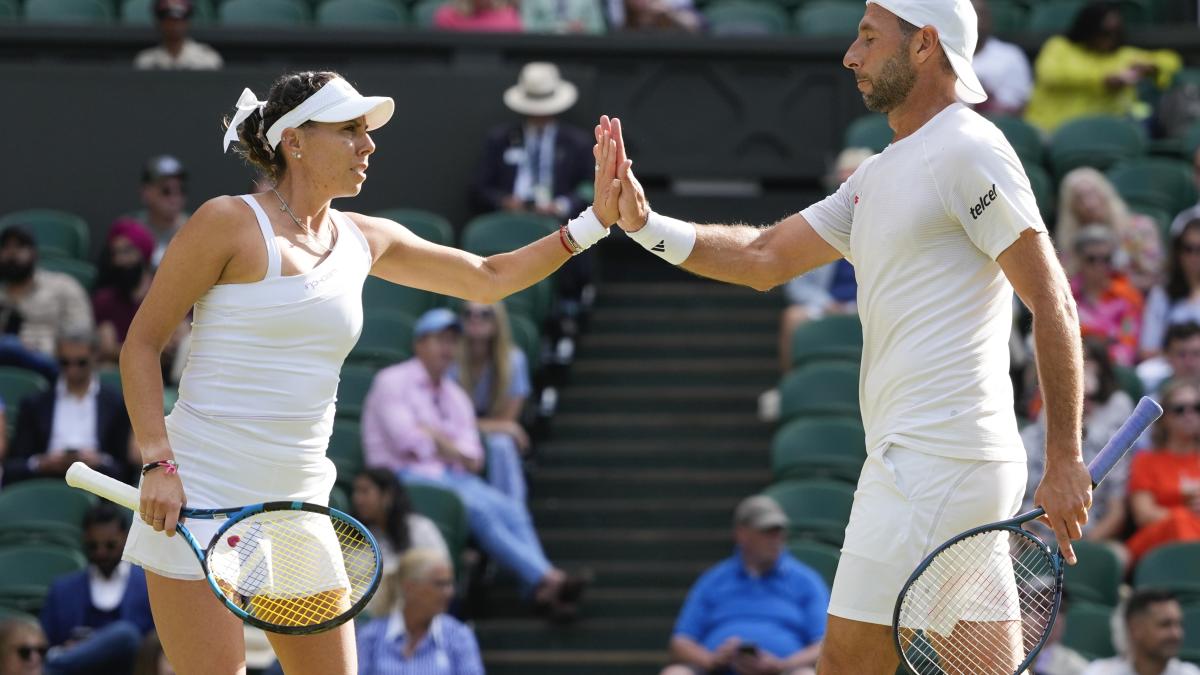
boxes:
[174,195,370,429]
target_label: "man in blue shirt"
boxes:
[662,495,829,675]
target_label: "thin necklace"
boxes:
[270,187,333,253]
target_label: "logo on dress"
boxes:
[305,267,338,291]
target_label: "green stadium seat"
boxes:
[1065,540,1123,607]
[1183,605,1200,665]
[1187,121,1200,157]
[787,539,839,588]
[336,363,379,420]
[0,607,36,624]
[1049,116,1146,180]
[778,361,859,423]
[1108,158,1199,218]
[0,0,18,19]
[327,419,365,490]
[1023,161,1056,226]
[405,483,469,570]
[986,0,1027,36]
[507,311,541,374]
[347,310,414,368]
[23,0,113,23]
[763,480,855,547]
[371,208,454,246]
[503,278,555,327]
[989,115,1044,166]
[705,0,790,35]
[1116,0,1152,25]
[794,0,861,36]
[0,522,83,553]
[0,479,96,529]
[38,256,97,291]
[121,0,214,22]
[361,275,436,317]
[328,484,352,514]
[843,114,892,153]
[316,0,407,26]
[0,367,49,410]
[219,0,309,25]
[461,212,559,257]
[1114,365,1146,402]
[789,314,862,369]
[411,0,445,27]
[0,546,87,589]
[0,209,90,260]
[1028,1,1084,33]
[1061,601,1116,660]
[1134,542,1200,600]
[770,416,865,484]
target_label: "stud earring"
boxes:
[294,153,301,159]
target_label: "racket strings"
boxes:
[207,511,379,630]
[897,529,1057,675]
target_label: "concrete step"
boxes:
[476,617,674,651]
[596,282,783,309]
[529,467,770,500]
[588,307,779,336]
[538,439,768,469]
[482,587,688,620]
[569,357,777,386]
[532,497,740,530]
[557,385,764,414]
[542,527,730,561]
[482,649,665,675]
[580,332,775,359]
[549,411,770,440]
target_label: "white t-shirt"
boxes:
[802,103,1044,462]
[973,38,1034,112]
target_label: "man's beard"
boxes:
[861,48,917,113]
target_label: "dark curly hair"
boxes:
[223,70,341,182]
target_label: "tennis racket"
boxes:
[892,396,1162,675]
[65,462,382,635]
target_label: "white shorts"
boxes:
[827,444,1026,626]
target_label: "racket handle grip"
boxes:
[1088,396,1163,486]
[66,462,141,512]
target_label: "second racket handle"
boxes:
[1088,397,1163,487]
[65,462,141,512]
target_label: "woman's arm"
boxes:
[1130,490,1170,527]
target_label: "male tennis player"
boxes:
[597,1,1093,672]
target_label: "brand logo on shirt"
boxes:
[651,240,666,252]
[305,267,338,291]
[853,194,860,205]
[969,184,999,220]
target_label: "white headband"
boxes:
[221,78,395,153]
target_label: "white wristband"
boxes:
[565,207,609,251]
[627,211,696,265]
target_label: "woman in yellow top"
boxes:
[1025,1,1181,134]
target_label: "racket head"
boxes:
[893,520,1064,675]
[200,501,382,635]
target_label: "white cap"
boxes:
[867,0,987,105]
[222,78,394,153]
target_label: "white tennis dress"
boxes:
[123,195,371,580]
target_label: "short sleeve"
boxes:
[794,566,830,644]
[944,131,1046,260]
[800,168,861,261]
[673,570,716,641]
[507,348,531,400]
[1127,451,1162,495]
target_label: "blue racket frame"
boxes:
[174,500,383,636]
[892,396,1163,675]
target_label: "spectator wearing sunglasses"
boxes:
[1071,225,1144,368]
[449,301,533,502]
[1,329,131,486]
[0,616,48,675]
[39,503,153,675]
[128,155,191,268]
[1126,378,1200,563]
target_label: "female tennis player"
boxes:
[121,70,623,675]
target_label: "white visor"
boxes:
[265,78,394,149]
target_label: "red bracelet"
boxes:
[558,226,577,255]
[141,459,179,476]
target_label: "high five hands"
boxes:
[593,116,650,232]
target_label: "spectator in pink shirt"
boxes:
[362,308,585,620]
[433,0,522,32]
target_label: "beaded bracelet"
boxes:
[141,459,179,476]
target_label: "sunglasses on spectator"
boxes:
[464,308,495,320]
[1082,253,1113,266]
[57,357,91,368]
[159,184,184,197]
[1169,402,1200,415]
[14,644,48,661]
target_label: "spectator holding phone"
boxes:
[660,495,827,675]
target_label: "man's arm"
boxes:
[997,228,1091,564]
[669,634,737,671]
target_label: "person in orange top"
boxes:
[1126,378,1200,562]
[1071,225,1144,367]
